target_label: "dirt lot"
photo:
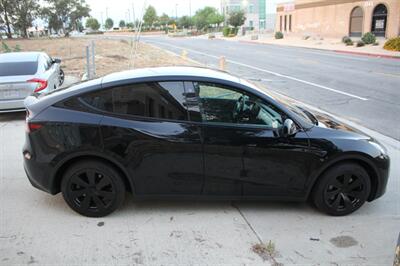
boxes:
[1,37,198,78]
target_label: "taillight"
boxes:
[26,122,43,133]
[27,78,48,93]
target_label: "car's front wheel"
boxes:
[61,160,125,217]
[312,163,371,216]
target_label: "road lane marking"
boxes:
[146,40,369,101]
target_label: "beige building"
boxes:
[276,0,400,38]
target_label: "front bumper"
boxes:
[371,153,390,201]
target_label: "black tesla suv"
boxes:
[23,67,390,217]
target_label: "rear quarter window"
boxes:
[0,61,38,76]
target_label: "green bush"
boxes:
[85,31,104,35]
[1,42,11,53]
[356,40,365,47]
[223,27,230,37]
[275,31,283,39]
[383,37,400,51]
[361,32,376,45]
[342,36,353,46]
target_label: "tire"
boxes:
[59,69,65,86]
[61,160,125,217]
[312,163,371,216]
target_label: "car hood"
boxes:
[310,111,373,140]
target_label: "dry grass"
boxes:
[1,37,199,78]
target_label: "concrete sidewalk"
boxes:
[219,34,400,59]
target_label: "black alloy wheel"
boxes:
[312,163,371,216]
[61,160,125,217]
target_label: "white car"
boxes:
[0,52,64,112]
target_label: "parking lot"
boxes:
[0,96,398,265]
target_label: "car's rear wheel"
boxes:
[61,160,125,217]
[312,163,371,216]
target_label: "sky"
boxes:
[85,0,287,25]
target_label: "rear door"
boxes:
[89,81,204,196]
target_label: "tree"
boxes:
[104,18,113,30]
[13,0,39,38]
[126,22,134,29]
[143,5,157,29]
[178,16,192,29]
[159,13,169,27]
[41,0,90,35]
[85,17,99,31]
[193,7,222,31]
[228,10,246,29]
[0,0,14,38]
[119,20,125,28]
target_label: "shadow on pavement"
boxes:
[0,111,26,122]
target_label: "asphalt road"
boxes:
[140,36,400,140]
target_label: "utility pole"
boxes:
[132,1,135,24]
[175,4,178,19]
[127,9,131,22]
[100,12,104,28]
[189,0,192,18]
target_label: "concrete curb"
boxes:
[236,40,400,60]
[333,49,400,60]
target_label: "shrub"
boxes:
[85,31,104,35]
[342,36,353,46]
[361,32,376,45]
[373,41,379,46]
[356,40,365,47]
[223,27,230,37]
[275,31,284,39]
[383,37,400,51]
[1,42,11,53]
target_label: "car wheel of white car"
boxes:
[59,69,65,86]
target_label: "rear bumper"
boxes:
[23,134,57,195]
[0,99,25,112]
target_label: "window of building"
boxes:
[349,6,363,37]
[280,16,282,31]
[284,15,287,31]
[248,4,254,14]
[289,15,292,32]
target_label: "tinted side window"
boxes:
[112,82,188,121]
[56,89,113,112]
[195,82,283,128]
[81,89,113,112]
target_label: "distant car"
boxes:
[23,67,390,217]
[0,52,64,112]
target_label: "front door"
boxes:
[191,80,312,199]
[371,4,388,37]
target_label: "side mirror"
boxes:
[53,58,61,64]
[283,119,298,137]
